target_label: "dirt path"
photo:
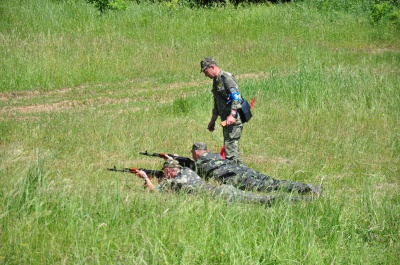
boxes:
[0,72,268,114]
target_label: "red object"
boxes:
[250,98,255,109]
[220,146,226,159]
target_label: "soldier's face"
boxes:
[163,168,174,179]
[203,66,216,79]
[191,150,199,160]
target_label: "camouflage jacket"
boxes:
[195,152,271,180]
[212,70,242,123]
[158,167,214,194]
[157,167,282,205]
[195,152,225,180]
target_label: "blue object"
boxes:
[227,91,241,103]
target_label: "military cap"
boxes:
[200,57,218,73]
[162,159,182,169]
[191,142,207,151]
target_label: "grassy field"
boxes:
[1,0,399,264]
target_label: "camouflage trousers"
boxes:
[210,184,300,205]
[223,123,243,164]
[216,166,314,194]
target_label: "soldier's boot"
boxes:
[285,181,322,196]
[306,184,322,197]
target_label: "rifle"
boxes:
[107,166,164,180]
[139,151,195,169]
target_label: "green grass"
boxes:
[1,0,399,264]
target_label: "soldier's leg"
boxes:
[223,124,243,165]
[222,170,269,191]
[269,179,322,195]
[243,168,320,194]
[242,170,277,192]
[222,175,248,190]
[212,184,276,205]
[212,184,303,205]
[223,167,276,192]
[211,184,238,202]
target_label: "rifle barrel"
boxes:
[107,166,164,179]
[139,151,196,169]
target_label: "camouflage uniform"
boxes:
[212,70,243,164]
[195,151,319,194]
[201,57,243,164]
[157,166,292,205]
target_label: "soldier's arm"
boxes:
[223,75,242,111]
[135,170,156,191]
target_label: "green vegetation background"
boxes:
[1,0,399,264]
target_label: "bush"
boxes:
[87,0,128,13]
[370,0,400,25]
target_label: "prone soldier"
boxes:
[189,142,322,196]
[134,159,301,205]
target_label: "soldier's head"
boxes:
[190,142,208,160]
[162,159,182,178]
[200,57,219,79]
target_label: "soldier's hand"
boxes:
[135,170,148,179]
[226,115,236,126]
[160,153,170,159]
[208,121,215,131]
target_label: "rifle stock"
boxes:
[139,151,195,169]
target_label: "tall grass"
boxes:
[2,164,398,263]
[2,0,398,92]
[1,0,399,264]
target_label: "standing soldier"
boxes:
[200,57,244,165]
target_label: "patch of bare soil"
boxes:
[357,46,400,55]
[1,98,135,114]
[5,100,82,113]
[0,72,270,115]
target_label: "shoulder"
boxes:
[215,70,232,82]
[174,168,204,185]
[199,152,223,161]
[220,71,238,86]
[220,70,234,80]
[207,152,223,160]
[178,167,201,179]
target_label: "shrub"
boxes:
[370,0,400,25]
[87,0,128,13]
